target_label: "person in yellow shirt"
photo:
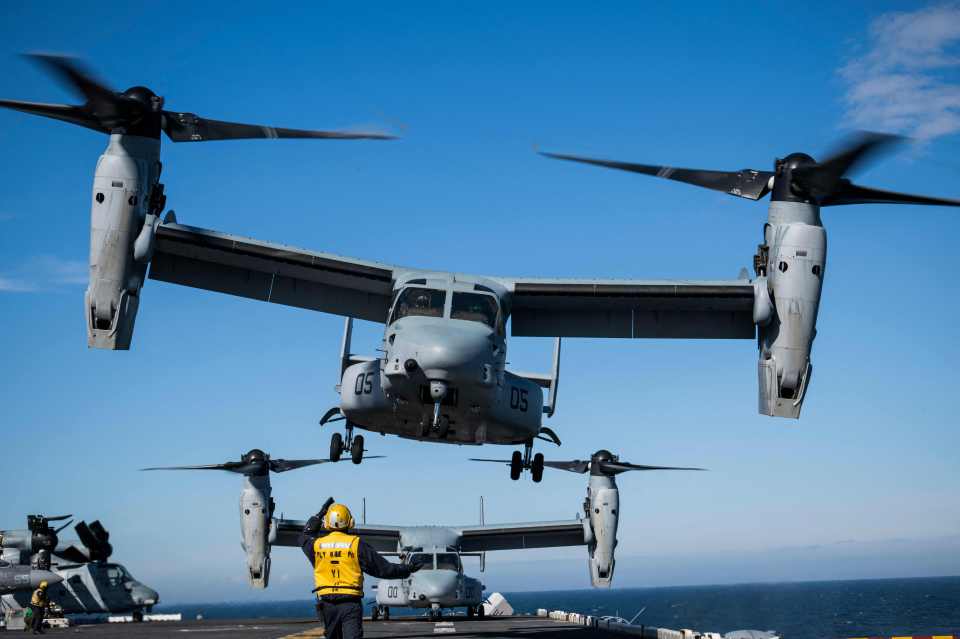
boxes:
[28,580,49,635]
[299,500,419,639]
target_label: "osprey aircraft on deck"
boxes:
[3,55,959,474]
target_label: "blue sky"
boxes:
[0,1,958,603]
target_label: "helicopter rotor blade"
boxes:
[161,112,396,143]
[541,460,591,474]
[539,151,773,201]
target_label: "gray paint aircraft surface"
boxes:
[0,562,61,595]
[0,516,159,620]
[4,55,958,445]
[144,447,701,610]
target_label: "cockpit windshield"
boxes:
[435,553,462,572]
[450,292,498,328]
[390,287,446,323]
[408,553,433,570]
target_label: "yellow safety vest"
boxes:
[313,531,363,597]
[30,588,47,607]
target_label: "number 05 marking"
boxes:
[354,372,374,395]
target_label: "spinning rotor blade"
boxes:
[1,53,396,143]
[597,461,706,474]
[791,132,901,201]
[268,456,386,473]
[0,99,106,132]
[819,182,960,207]
[26,54,117,113]
[540,151,774,201]
[161,112,395,142]
[73,520,112,562]
[542,460,591,474]
[469,458,513,465]
[140,462,248,473]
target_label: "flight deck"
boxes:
[38,616,618,638]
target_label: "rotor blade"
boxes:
[140,462,247,472]
[53,520,74,534]
[25,54,118,116]
[270,459,330,473]
[74,522,97,551]
[468,458,511,465]
[162,111,396,142]
[792,132,902,199]
[540,151,773,200]
[53,546,90,564]
[0,99,107,132]
[87,521,109,544]
[598,461,706,474]
[45,514,73,522]
[542,460,591,474]
[819,180,960,207]
[815,131,901,180]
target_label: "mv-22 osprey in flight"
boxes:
[3,55,960,473]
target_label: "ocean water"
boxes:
[157,576,960,639]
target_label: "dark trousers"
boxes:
[28,605,45,632]
[318,597,363,639]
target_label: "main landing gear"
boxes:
[371,604,390,621]
[329,423,365,465]
[510,442,546,482]
[320,408,366,465]
[510,426,563,482]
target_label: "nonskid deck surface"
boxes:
[54,616,609,638]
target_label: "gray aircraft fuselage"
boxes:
[6,562,158,616]
[340,274,545,445]
[375,550,483,613]
[0,561,61,595]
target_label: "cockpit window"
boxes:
[390,287,446,323]
[435,553,462,572]
[408,553,433,570]
[451,292,498,328]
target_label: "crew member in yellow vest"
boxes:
[299,501,420,639]
[28,580,49,635]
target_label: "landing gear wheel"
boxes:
[383,606,390,620]
[467,606,475,617]
[132,610,144,623]
[509,450,523,481]
[477,605,485,618]
[330,432,343,462]
[371,606,380,621]
[351,434,365,464]
[531,452,545,483]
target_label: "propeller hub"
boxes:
[122,86,164,112]
[773,152,817,204]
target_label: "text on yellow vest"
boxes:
[313,531,363,596]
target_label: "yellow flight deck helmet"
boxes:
[324,503,354,530]
[39,581,48,588]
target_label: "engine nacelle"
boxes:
[239,474,273,588]
[757,202,827,418]
[85,134,161,350]
[585,474,619,588]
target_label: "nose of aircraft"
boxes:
[397,321,492,380]
[131,583,159,606]
[412,569,459,600]
[30,570,62,588]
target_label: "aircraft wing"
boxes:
[149,223,397,323]
[273,518,402,553]
[456,519,588,551]
[149,222,755,338]
[501,278,756,339]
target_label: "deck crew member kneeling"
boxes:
[300,501,419,639]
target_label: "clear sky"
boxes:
[0,1,958,604]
